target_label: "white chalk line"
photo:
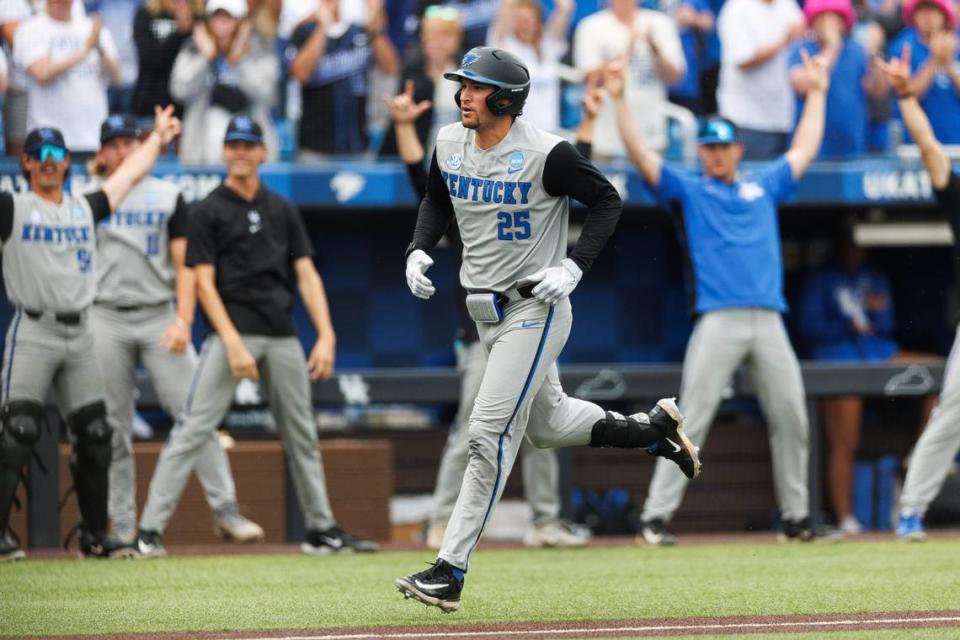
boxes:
[232,614,960,640]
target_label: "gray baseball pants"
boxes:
[2,310,104,411]
[430,340,561,526]
[90,303,238,541]
[139,334,336,533]
[641,308,810,523]
[900,326,960,516]
[439,297,604,570]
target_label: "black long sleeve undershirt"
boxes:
[543,141,622,273]
[405,149,454,259]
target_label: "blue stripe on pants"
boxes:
[3,310,22,403]
[467,305,555,562]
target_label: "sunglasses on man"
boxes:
[27,144,67,163]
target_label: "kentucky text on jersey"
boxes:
[20,223,91,244]
[441,171,533,205]
[100,210,169,228]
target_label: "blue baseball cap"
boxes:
[223,116,264,145]
[697,117,740,145]
[100,114,142,144]
[24,126,67,153]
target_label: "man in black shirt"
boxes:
[878,47,960,541]
[0,108,181,561]
[136,116,377,557]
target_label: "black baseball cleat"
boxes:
[638,398,701,479]
[301,526,378,555]
[1,534,26,561]
[135,529,167,558]
[777,517,843,543]
[638,518,677,546]
[80,529,138,559]
[395,559,464,613]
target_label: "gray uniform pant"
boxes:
[439,298,604,570]
[900,326,960,516]
[90,304,238,540]
[139,334,335,533]
[641,309,810,523]
[430,340,561,526]
[2,310,104,411]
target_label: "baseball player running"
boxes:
[876,46,960,540]
[394,47,700,612]
[386,82,590,550]
[607,51,829,545]
[0,109,180,561]
[86,114,263,545]
[135,116,376,557]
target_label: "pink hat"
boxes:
[902,0,957,30]
[804,0,856,31]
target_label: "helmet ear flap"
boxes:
[454,87,462,110]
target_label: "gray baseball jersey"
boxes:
[88,176,186,306]
[434,119,569,292]
[1,191,107,312]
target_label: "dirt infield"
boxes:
[19,610,960,640]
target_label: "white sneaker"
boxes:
[425,522,445,550]
[523,519,590,548]
[213,507,265,543]
[840,515,863,536]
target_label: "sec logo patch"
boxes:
[446,153,463,171]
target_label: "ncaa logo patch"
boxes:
[446,153,463,171]
[507,151,524,174]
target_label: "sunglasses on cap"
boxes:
[28,144,67,163]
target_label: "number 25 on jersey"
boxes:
[497,210,530,241]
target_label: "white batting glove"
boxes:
[524,258,583,305]
[405,249,436,299]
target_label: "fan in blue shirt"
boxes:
[789,0,886,158]
[890,0,960,144]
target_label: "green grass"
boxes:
[1,540,959,636]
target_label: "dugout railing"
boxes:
[20,360,945,548]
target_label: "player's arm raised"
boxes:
[101,105,181,211]
[294,256,337,381]
[785,50,829,180]
[876,44,952,189]
[607,60,663,188]
[404,150,455,299]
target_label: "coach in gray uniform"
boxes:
[135,116,376,557]
[394,47,701,612]
[0,109,181,561]
[87,114,263,545]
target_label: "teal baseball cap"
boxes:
[698,117,740,145]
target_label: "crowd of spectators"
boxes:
[0,0,958,162]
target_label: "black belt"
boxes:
[95,301,167,312]
[470,283,537,308]
[23,309,82,325]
